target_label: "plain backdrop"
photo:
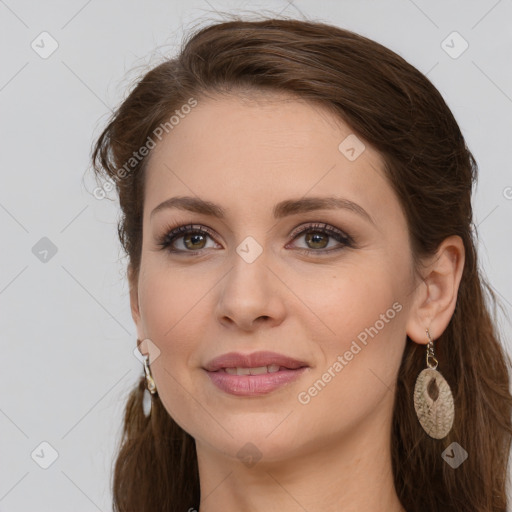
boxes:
[1,1,511,510]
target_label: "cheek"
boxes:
[137,264,204,384]
[296,261,407,406]
[294,261,407,417]
[137,267,212,431]
[138,258,208,341]
[300,260,403,346]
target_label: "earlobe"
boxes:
[406,235,465,344]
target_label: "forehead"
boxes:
[143,92,401,228]
[154,91,355,159]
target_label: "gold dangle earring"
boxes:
[413,328,454,439]
[139,340,157,417]
[143,354,157,395]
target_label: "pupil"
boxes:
[306,232,327,249]
[186,234,205,249]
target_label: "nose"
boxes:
[214,249,286,331]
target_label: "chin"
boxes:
[194,423,307,467]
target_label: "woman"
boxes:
[91,16,512,512]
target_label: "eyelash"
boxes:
[156,222,355,256]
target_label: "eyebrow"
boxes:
[150,195,375,225]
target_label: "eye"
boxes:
[156,224,220,254]
[287,222,354,255]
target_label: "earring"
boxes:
[142,353,157,418]
[143,354,157,394]
[413,328,455,439]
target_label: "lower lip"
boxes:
[205,367,308,396]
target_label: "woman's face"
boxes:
[131,92,419,464]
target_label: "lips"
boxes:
[203,351,310,396]
[203,350,309,372]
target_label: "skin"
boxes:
[130,91,465,512]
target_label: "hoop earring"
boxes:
[413,328,455,439]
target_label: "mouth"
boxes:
[203,351,310,396]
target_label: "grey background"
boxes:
[1,1,511,510]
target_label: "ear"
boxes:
[128,264,146,350]
[406,235,465,344]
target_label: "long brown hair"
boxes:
[90,15,512,512]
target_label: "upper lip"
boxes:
[203,351,309,372]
